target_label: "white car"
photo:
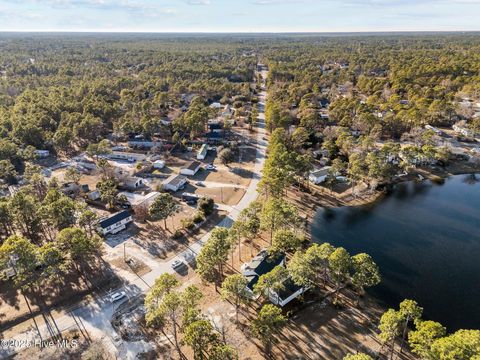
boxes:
[205,164,216,170]
[109,291,126,303]
[171,259,184,269]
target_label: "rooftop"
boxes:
[164,174,187,187]
[310,166,331,177]
[185,160,201,171]
[98,210,131,229]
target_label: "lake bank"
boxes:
[308,173,480,331]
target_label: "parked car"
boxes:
[109,291,126,303]
[205,164,216,170]
[195,181,204,187]
[171,259,184,269]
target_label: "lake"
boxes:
[311,174,480,331]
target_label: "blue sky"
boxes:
[0,0,479,32]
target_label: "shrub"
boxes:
[172,229,183,239]
[181,218,195,230]
[192,212,205,224]
[198,197,215,216]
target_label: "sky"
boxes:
[0,0,479,33]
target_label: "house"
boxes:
[87,190,101,201]
[35,150,50,158]
[163,174,188,192]
[122,191,160,208]
[153,160,165,169]
[107,151,146,163]
[60,182,80,195]
[221,105,234,118]
[209,123,223,132]
[120,177,144,190]
[308,167,332,185]
[241,250,286,297]
[197,144,208,160]
[97,210,133,235]
[319,98,330,108]
[319,109,329,120]
[180,161,201,176]
[269,278,309,307]
[241,250,307,306]
[209,102,222,109]
[206,131,223,144]
[128,139,160,149]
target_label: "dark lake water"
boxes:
[311,174,480,331]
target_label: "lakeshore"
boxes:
[308,172,480,331]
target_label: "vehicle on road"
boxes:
[109,291,126,303]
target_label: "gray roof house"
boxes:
[163,174,188,192]
[180,161,201,176]
[97,210,133,235]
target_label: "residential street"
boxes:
[0,68,269,360]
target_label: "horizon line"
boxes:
[1,30,480,34]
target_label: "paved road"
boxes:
[0,68,269,360]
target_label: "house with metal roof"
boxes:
[180,161,201,176]
[97,210,133,235]
[197,144,208,160]
[308,166,331,185]
[162,174,188,192]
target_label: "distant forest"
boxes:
[0,33,479,173]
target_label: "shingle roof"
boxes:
[246,254,286,291]
[98,210,131,229]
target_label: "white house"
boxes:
[180,161,201,176]
[87,190,101,201]
[121,177,144,190]
[163,174,188,192]
[97,210,133,235]
[128,139,160,149]
[153,160,165,169]
[268,278,309,307]
[308,167,331,185]
[107,151,146,163]
[197,144,208,160]
[209,102,222,109]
